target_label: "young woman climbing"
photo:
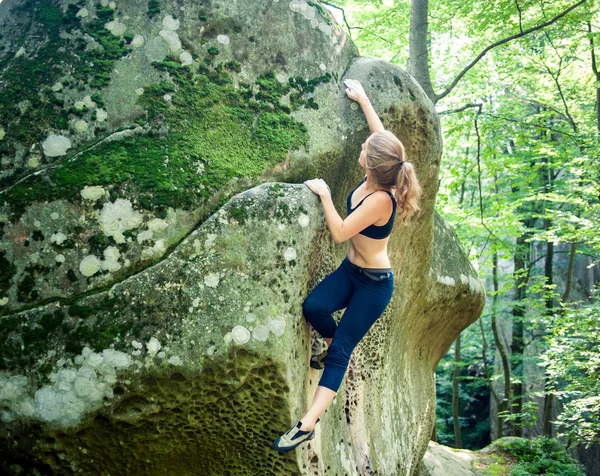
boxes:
[272,78,423,453]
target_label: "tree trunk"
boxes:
[452,333,462,448]
[408,0,435,102]
[510,233,529,437]
[491,249,511,439]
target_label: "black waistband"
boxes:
[343,257,393,274]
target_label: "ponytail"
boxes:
[365,130,422,224]
[394,161,422,224]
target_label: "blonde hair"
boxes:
[365,130,422,224]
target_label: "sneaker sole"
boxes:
[272,431,315,453]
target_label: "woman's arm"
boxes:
[344,79,385,133]
[304,179,390,244]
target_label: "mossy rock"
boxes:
[0,0,485,474]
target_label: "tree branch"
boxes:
[589,21,600,80]
[320,1,353,38]
[434,0,588,103]
[542,30,578,132]
[515,0,524,34]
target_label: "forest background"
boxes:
[326,0,600,466]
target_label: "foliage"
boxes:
[498,436,585,475]
[539,299,600,447]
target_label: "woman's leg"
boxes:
[299,276,394,431]
[302,262,353,339]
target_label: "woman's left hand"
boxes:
[304,178,331,197]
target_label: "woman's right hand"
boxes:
[344,79,368,103]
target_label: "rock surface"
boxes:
[416,438,523,475]
[0,0,485,474]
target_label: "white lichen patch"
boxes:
[146,337,161,356]
[0,126,4,141]
[217,34,230,45]
[136,229,152,244]
[204,273,220,288]
[131,35,144,48]
[252,325,270,342]
[206,346,216,356]
[105,20,126,36]
[27,156,40,168]
[135,87,144,95]
[148,217,168,232]
[159,30,182,52]
[108,1,117,9]
[51,82,63,92]
[98,198,143,243]
[141,239,166,258]
[162,15,180,30]
[231,326,250,344]
[76,7,89,18]
[318,22,332,35]
[180,51,193,65]
[74,101,86,110]
[0,348,134,427]
[80,185,106,201]
[42,135,72,157]
[79,255,101,276]
[297,214,309,227]
[437,275,456,286]
[276,73,287,83]
[245,313,256,322]
[283,247,297,261]
[55,254,66,263]
[96,109,108,122]
[101,246,121,272]
[0,297,8,306]
[204,233,217,248]
[101,0,108,6]
[50,232,67,245]
[51,212,59,220]
[83,95,96,108]
[266,315,287,336]
[319,63,327,71]
[74,120,88,133]
[168,356,183,366]
[163,93,172,102]
[15,46,25,58]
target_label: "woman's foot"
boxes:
[310,349,328,370]
[271,418,321,453]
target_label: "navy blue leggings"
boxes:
[302,256,394,392]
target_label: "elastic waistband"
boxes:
[343,257,393,276]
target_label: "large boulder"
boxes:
[0,0,485,474]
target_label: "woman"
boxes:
[272,79,422,452]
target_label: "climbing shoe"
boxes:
[272,418,321,453]
[310,349,328,370]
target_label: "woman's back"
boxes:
[346,177,396,269]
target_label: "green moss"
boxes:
[40,310,64,332]
[87,233,112,255]
[1,45,333,223]
[207,46,219,56]
[148,0,161,17]
[307,1,332,25]
[17,268,39,302]
[0,1,129,149]
[0,251,17,297]
[229,206,249,224]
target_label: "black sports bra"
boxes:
[346,177,397,239]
